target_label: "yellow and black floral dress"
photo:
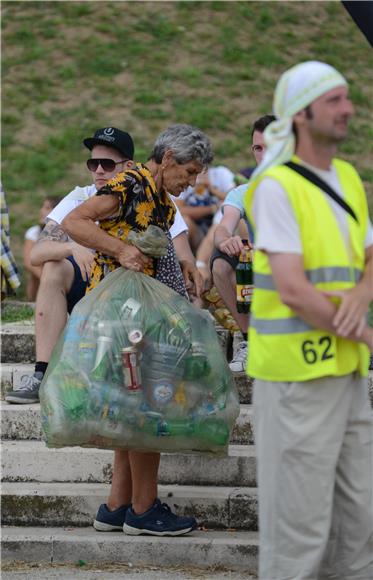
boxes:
[88,163,186,296]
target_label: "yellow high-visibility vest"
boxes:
[244,156,370,381]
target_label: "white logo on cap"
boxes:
[104,128,114,136]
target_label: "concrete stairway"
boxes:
[1,322,259,575]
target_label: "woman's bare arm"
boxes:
[62,194,151,271]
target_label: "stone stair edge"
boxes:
[1,481,257,495]
[0,401,254,445]
[2,441,257,486]
[1,365,254,405]
[1,439,254,455]
[1,481,258,530]
[0,324,232,364]
[1,527,259,573]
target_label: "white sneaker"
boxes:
[5,372,43,404]
[229,341,248,373]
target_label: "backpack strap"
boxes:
[284,161,359,224]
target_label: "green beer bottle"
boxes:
[236,240,253,314]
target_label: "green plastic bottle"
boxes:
[195,418,229,446]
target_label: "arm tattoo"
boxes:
[37,220,69,243]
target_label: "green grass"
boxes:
[2,0,373,299]
[1,303,34,323]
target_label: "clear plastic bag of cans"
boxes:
[40,267,240,455]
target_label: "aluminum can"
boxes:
[121,346,142,393]
[91,336,114,380]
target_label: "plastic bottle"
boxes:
[55,361,89,422]
[194,417,229,446]
[157,418,195,437]
[91,336,114,381]
[184,342,210,380]
[236,240,253,314]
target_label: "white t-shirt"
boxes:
[253,162,373,254]
[25,224,41,242]
[47,185,188,239]
[208,165,236,195]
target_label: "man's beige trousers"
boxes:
[253,373,373,580]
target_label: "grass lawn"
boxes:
[2,1,373,299]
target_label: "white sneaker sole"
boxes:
[93,520,124,532]
[5,395,39,404]
[228,365,246,374]
[122,523,194,536]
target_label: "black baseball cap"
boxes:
[83,127,134,160]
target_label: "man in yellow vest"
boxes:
[245,61,373,579]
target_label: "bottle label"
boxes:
[236,284,253,303]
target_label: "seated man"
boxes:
[211,115,275,373]
[6,127,199,404]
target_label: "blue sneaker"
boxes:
[93,503,130,531]
[123,498,198,536]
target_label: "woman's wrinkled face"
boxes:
[162,154,204,196]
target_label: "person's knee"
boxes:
[212,257,233,282]
[39,260,74,293]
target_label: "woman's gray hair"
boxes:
[150,124,213,167]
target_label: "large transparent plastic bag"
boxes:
[40,268,240,455]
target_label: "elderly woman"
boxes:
[62,124,213,536]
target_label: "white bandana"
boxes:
[251,61,347,181]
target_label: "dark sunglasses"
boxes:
[86,158,127,172]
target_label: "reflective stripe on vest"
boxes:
[254,267,362,291]
[251,316,313,334]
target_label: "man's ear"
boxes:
[293,110,307,129]
[125,160,135,169]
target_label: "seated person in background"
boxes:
[195,213,248,289]
[23,196,62,301]
[211,115,275,373]
[175,165,235,253]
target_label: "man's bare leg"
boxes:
[35,259,75,361]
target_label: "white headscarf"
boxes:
[251,61,347,181]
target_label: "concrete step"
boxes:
[1,325,36,363]
[0,323,231,363]
[1,362,254,404]
[0,401,254,445]
[1,482,258,530]
[1,364,34,398]
[1,527,259,573]
[1,563,257,580]
[1,441,257,487]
